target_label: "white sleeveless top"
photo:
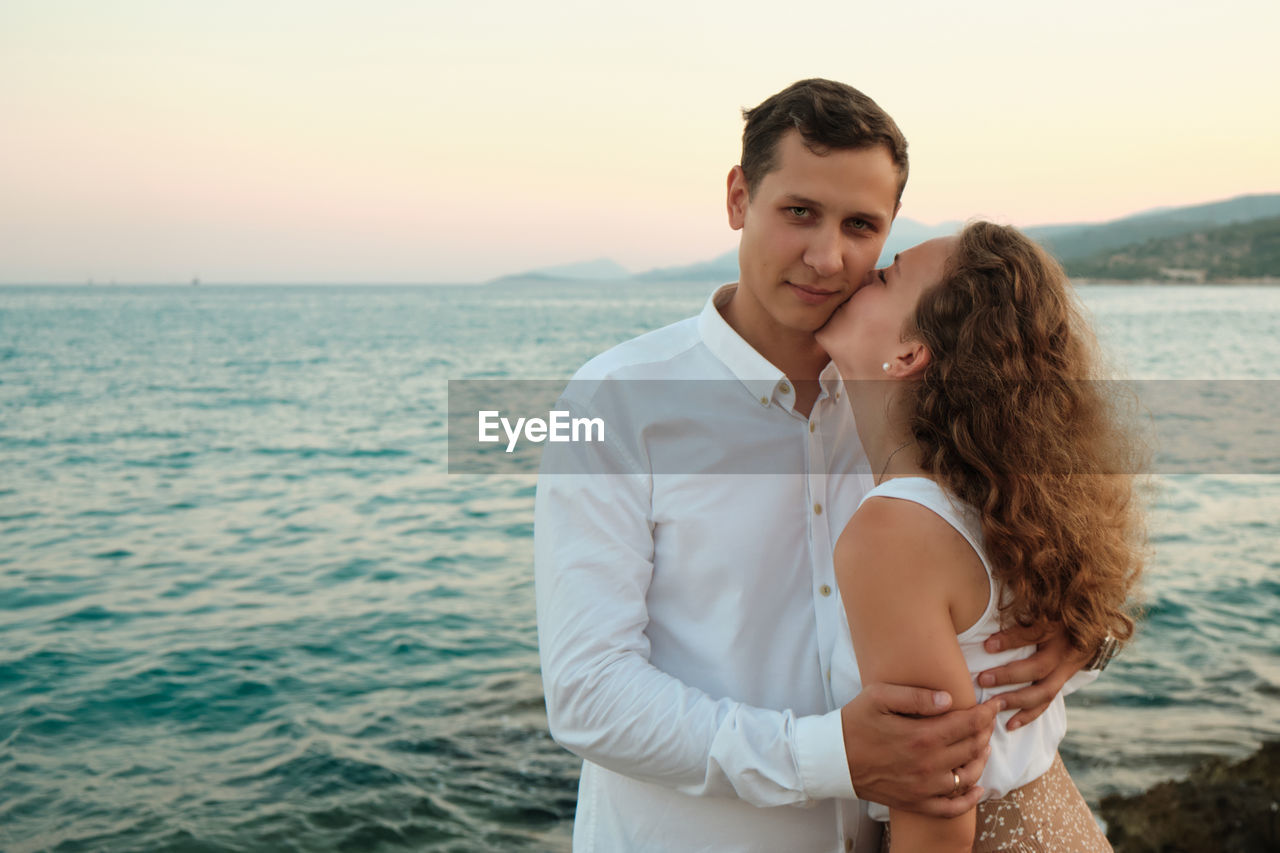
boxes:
[828,477,1066,821]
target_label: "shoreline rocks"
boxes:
[1101,740,1280,852]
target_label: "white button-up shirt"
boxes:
[535,285,880,852]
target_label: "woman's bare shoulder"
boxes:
[835,492,988,623]
[836,492,966,568]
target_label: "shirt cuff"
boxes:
[795,708,857,800]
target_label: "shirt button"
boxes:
[809,421,815,433]
[759,396,769,406]
[820,584,831,597]
[779,381,790,394]
[813,503,823,515]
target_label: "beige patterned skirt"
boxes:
[880,753,1112,852]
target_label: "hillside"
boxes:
[1030,193,1280,263]
[634,249,737,283]
[488,257,630,284]
[486,193,1280,284]
[1063,215,1280,282]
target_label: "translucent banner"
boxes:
[447,380,1280,475]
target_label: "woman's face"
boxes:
[814,235,955,380]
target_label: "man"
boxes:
[535,79,1094,852]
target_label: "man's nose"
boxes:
[803,226,843,278]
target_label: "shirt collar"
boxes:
[698,283,843,409]
[818,359,844,402]
[698,284,785,406]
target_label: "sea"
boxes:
[1,281,1278,852]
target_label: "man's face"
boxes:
[726,130,900,342]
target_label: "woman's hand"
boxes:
[977,622,1091,730]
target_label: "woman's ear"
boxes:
[896,341,931,378]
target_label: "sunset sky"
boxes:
[3,0,1278,283]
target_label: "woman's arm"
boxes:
[835,496,987,853]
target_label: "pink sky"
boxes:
[2,0,1278,283]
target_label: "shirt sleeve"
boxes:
[534,397,856,807]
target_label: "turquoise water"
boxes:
[2,282,1278,851]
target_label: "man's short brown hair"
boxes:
[740,78,909,201]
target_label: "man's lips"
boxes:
[787,281,841,305]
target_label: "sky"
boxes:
[2,0,1278,284]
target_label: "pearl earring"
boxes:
[882,362,890,373]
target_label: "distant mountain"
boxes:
[488,257,630,284]
[1028,193,1280,263]
[1063,215,1280,282]
[634,249,737,282]
[877,218,964,265]
[487,193,1280,285]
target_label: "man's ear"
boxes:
[727,166,749,231]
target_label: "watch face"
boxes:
[1090,636,1120,670]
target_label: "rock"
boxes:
[1101,740,1280,852]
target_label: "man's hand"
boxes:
[977,622,1091,730]
[840,683,1001,818]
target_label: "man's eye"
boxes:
[878,269,887,283]
[849,219,870,231]
[787,207,809,217]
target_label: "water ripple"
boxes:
[0,283,1276,851]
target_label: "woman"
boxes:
[815,222,1144,852]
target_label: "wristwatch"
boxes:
[1086,634,1121,671]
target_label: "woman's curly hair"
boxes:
[906,221,1145,652]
